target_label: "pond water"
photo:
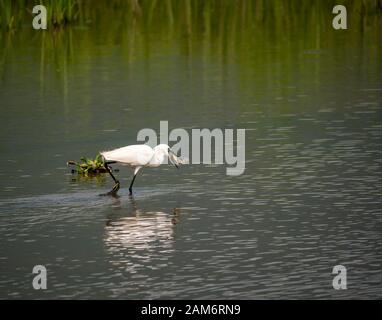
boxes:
[0,4,382,299]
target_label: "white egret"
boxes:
[100,144,183,195]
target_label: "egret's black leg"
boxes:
[129,174,138,195]
[103,162,120,196]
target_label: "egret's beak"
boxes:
[168,149,179,169]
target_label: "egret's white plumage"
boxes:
[100,144,183,195]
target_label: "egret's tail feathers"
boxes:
[100,151,116,164]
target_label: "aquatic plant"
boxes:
[0,0,381,30]
[0,0,24,30]
[0,0,14,30]
[46,0,78,27]
[67,154,110,175]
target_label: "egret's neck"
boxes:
[148,150,167,167]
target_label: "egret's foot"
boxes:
[111,181,120,194]
[99,181,120,197]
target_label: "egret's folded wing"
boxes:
[101,145,154,166]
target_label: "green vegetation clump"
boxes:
[67,154,108,175]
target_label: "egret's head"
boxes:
[154,144,187,168]
[154,144,171,155]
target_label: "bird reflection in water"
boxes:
[104,196,181,272]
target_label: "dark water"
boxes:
[0,4,382,299]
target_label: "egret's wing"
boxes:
[101,145,154,166]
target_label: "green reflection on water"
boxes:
[0,0,381,154]
[1,1,381,88]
